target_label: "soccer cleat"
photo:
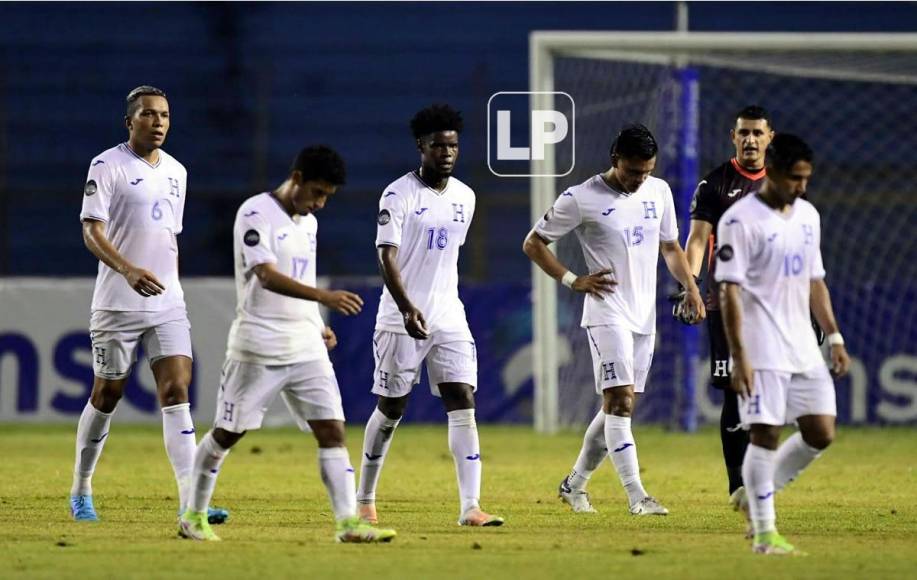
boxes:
[558,476,597,513]
[458,507,505,527]
[629,495,669,516]
[335,516,396,543]
[729,486,754,539]
[178,510,221,542]
[752,531,804,556]
[358,502,378,524]
[207,506,230,525]
[70,495,98,521]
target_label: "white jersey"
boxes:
[374,171,475,337]
[534,174,678,334]
[715,194,826,373]
[226,193,328,365]
[80,143,187,312]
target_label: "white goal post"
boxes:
[529,32,917,433]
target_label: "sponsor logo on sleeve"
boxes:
[84,180,98,196]
[243,229,260,247]
[377,209,391,226]
[717,244,734,261]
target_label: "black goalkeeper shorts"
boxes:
[707,310,731,389]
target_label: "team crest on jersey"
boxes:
[717,244,734,261]
[84,180,97,196]
[377,209,391,226]
[243,229,260,247]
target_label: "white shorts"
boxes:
[739,365,837,427]
[214,357,344,433]
[585,325,655,394]
[371,330,477,398]
[89,307,193,380]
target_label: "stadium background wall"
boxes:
[1,279,915,425]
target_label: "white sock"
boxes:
[189,431,229,513]
[743,444,777,535]
[71,401,115,497]
[162,403,196,512]
[447,409,482,514]
[774,431,822,492]
[357,408,401,504]
[319,446,357,521]
[569,410,607,491]
[605,414,647,506]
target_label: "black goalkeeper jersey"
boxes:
[690,158,766,310]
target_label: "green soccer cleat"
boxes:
[752,531,805,556]
[335,516,396,543]
[178,509,221,542]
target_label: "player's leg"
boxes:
[709,311,749,496]
[430,337,502,527]
[150,354,195,513]
[180,359,278,541]
[740,371,798,555]
[558,407,604,513]
[70,326,138,521]
[283,360,395,543]
[774,365,837,491]
[357,331,422,521]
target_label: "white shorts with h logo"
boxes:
[585,325,655,394]
[739,365,837,427]
[371,330,477,398]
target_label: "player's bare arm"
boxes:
[660,240,706,323]
[810,279,850,377]
[377,244,429,339]
[720,282,752,398]
[684,219,713,278]
[81,218,165,297]
[522,230,616,298]
[251,262,362,316]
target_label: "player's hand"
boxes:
[830,344,850,378]
[320,290,363,316]
[571,269,617,299]
[730,355,754,400]
[682,287,706,324]
[402,307,430,340]
[123,266,165,297]
[322,326,338,351]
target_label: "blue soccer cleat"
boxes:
[70,495,98,521]
[207,506,230,525]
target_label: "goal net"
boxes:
[529,33,917,431]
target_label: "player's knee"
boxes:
[212,428,245,449]
[311,421,346,447]
[602,388,633,416]
[90,381,124,413]
[440,383,475,412]
[156,377,190,407]
[377,396,408,420]
[802,427,834,450]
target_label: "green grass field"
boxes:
[1,424,915,579]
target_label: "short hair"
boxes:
[126,85,167,117]
[736,105,770,126]
[610,123,658,160]
[290,145,347,186]
[410,104,464,139]
[765,133,813,173]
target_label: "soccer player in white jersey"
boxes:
[71,86,227,525]
[524,124,705,516]
[356,105,503,527]
[178,146,396,543]
[716,133,850,555]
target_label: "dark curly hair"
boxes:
[610,123,658,160]
[410,104,464,139]
[766,133,813,174]
[290,145,347,186]
[126,85,167,117]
